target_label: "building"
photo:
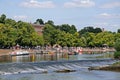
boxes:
[31,24,45,35]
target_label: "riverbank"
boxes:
[82,47,115,52]
[0,49,34,56]
[0,47,115,56]
[0,49,12,55]
[88,61,120,72]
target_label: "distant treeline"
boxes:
[0,14,120,48]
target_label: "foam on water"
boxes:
[0,59,116,75]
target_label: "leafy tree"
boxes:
[118,29,120,33]
[34,19,44,25]
[59,24,70,33]
[0,23,6,47]
[79,27,94,35]
[1,14,120,48]
[114,51,120,59]
[69,25,77,34]
[0,14,6,23]
[72,32,85,47]
[114,38,120,51]
[56,31,67,46]
[94,31,114,47]
[58,24,77,34]
[43,24,55,45]
[78,26,102,35]
[0,23,17,48]
[45,20,54,26]
[94,27,102,33]
[114,33,120,41]
[114,38,120,59]
[80,37,87,47]
[5,18,16,27]
[56,32,74,47]
[43,23,78,47]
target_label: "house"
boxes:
[31,24,45,35]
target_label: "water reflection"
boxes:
[0,52,117,80]
[0,55,11,63]
[0,52,114,63]
[11,53,69,63]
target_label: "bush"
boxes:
[114,51,120,59]
[114,39,120,51]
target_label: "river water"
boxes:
[0,51,120,80]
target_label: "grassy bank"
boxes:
[88,61,120,72]
[112,61,120,66]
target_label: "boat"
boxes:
[9,50,29,56]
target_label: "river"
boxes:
[0,51,120,80]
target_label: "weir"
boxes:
[0,59,116,75]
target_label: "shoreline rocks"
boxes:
[54,69,76,73]
[88,65,120,72]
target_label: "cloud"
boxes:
[20,0,55,8]
[101,2,120,8]
[98,13,120,19]
[94,22,120,32]
[94,22,108,26]
[99,13,111,17]
[13,15,28,21]
[64,0,95,8]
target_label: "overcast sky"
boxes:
[0,0,120,32]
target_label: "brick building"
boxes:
[31,24,45,35]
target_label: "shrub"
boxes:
[114,38,120,51]
[114,39,120,59]
[114,51,120,59]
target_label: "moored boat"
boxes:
[9,50,29,56]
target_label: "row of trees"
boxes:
[114,39,120,59]
[43,22,120,47]
[0,14,44,48]
[0,14,120,48]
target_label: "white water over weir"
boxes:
[0,59,116,75]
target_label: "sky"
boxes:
[0,0,120,32]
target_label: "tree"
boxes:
[114,39,120,51]
[1,14,119,48]
[58,24,77,34]
[43,24,55,45]
[118,29,120,33]
[0,14,6,23]
[79,27,94,35]
[94,27,102,33]
[114,33,120,41]
[5,18,16,27]
[72,32,85,47]
[34,19,44,25]
[78,26,102,35]
[0,23,6,47]
[70,25,77,34]
[45,20,54,26]
[59,24,70,33]
[82,32,95,47]
[114,38,120,59]
[0,23,17,48]
[94,31,114,47]
[56,32,74,47]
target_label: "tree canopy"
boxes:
[0,14,120,48]
[0,14,44,48]
[118,29,120,33]
[78,26,102,35]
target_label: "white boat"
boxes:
[10,50,29,56]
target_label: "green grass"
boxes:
[114,51,120,59]
[112,61,120,66]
